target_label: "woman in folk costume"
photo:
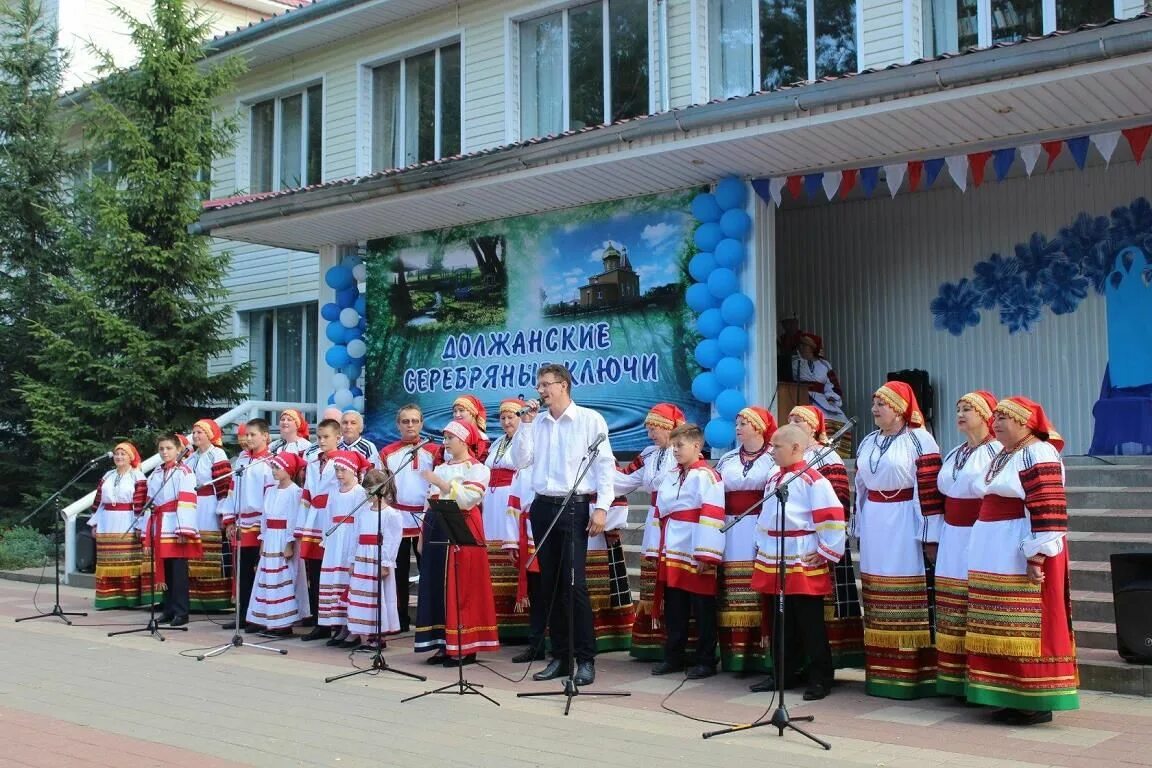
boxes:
[966,397,1078,724]
[715,405,778,677]
[586,494,635,653]
[184,419,233,612]
[854,381,944,700]
[319,450,371,648]
[450,394,490,462]
[508,462,546,662]
[345,468,405,650]
[416,419,499,666]
[791,333,852,458]
[88,442,152,609]
[483,398,529,641]
[276,409,313,455]
[615,403,683,661]
[147,433,203,625]
[247,452,309,635]
[934,391,1001,697]
[789,405,865,670]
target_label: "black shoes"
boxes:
[425,650,449,665]
[511,647,546,663]
[157,613,175,624]
[651,660,685,676]
[532,658,571,681]
[996,709,1053,726]
[221,620,245,631]
[300,626,331,641]
[685,664,716,680]
[573,661,595,686]
[169,615,189,627]
[803,683,830,701]
[443,654,477,667]
[749,675,776,692]
[244,624,262,634]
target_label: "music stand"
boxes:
[402,499,498,706]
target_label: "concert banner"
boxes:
[363,189,707,451]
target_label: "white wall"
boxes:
[775,158,1152,454]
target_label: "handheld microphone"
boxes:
[587,432,607,452]
[89,451,114,464]
[403,437,431,459]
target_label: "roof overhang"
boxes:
[199,18,1152,251]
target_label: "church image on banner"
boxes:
[190,0,1152,457]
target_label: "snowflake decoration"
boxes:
[971,252,1019,309]
[1013,232,1065,288]
[1038,260,1089,315]
[998,278,1043,334]
[1058,212,1112,294]
[930,279,982,336]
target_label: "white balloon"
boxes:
[331,372,350,391]
[339,307,360,328]
[333,388,354,409]
[346,339,367,360]
[352,263,366,282]
[352,396,365,412]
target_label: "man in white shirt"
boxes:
[512,363,615,686]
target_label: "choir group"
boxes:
[85,373,1079,726]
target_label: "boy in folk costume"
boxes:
[276,409,313,455]
[247,452,309,635]
[219,418,276,631]
[484,398,528,641]
[297,418,343,641]
[320,450,372,648]
[147,433,202,625]
[185,418,233,613]
[88,442,151,609]
[380,404,437,633]
[345,467,405,650]
[339,410,383,470]
[649,423,726,679]
[750,424,847,701]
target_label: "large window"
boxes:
[519,0,651,139]
[246,303,318,404]
[249,85,323,193]
[371,42,462,171]
[923,0,1113,55]
[708,0,856,99]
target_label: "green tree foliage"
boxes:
[18,0,250,469]
[0,0,74,507]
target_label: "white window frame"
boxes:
[235,75,326,195]
[507,0,661,142]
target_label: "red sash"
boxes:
[866,488,914,503]
[979,494,1026,522]
[103,503,134,512]
[725,490,762,516]
[266,519,287,530]
[489,468,515,487]
[944,496,982,527]
[196,486,216,497]
[358,534,381,545]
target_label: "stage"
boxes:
[1,578,1148,768]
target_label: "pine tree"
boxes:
[0,0,73,512]
[18,0,250,469]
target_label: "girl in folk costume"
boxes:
[791,333,851,458]
[966,398,1078,724]
[88,443,151,609]
[184,419,233,612]
[616,403,683,661]
[749,424,847,701]
[648,423,726,679]
[247,452,309,635]
[854,381,945,700]
[345,468,405,650]
[319,450,371,648]
[789,405,865,670]
[146,434,202,625]
[416,420,499,666]
[508,469,545,663]
[934,392,1001,697]
[715,405,778,677]
[219,419,276,631]
[276,409,313,455]
[483,399,529,641]
[297,418,343,641]
[450,394,490,462]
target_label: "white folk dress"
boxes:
[346,502,404,636]
[247,484,309,629]
[317,485,367,627]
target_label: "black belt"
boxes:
[536,494,594,505]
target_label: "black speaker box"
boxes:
[1110,552,1152,664]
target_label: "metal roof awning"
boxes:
[198,18,1152,251]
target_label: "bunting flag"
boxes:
[924,157,945,187]
[785,175,803,200]
[1123,126,1152,164]
[1019,144,1042,176]
[768,176,785,205]
[1091,131,1121,166]
[968,151,992,188]
[946,155,968,192]
[1066,136,1090,170]
[907,160,924,191]
[859,167,880,196]
[992,147,1016,182]
[841,168,858,196]
[822,170,843,201]
[1042,140,1063,170]
[883,163,906,197]
[803,172,824,199]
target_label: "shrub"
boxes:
[0,525,53,570]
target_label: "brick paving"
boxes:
[1,578,1151,767]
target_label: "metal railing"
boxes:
[62,400,317,584]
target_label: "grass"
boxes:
[0,525,54,570]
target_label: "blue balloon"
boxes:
[358,318,367,332]
[691,193,723,223]
[325,322,345,344]
[696,308,724,339]
[721,292,755,325]
[693,222,723,253]
[321,302,341,322]
[354,295,367,317]
[343,363,363,382]
[704,418,736,449]
[715,388,747,419]
[342,325,363,343]
[720,208,752,240]
[325,265,355,291]
[694,339,722,369]
[686,282,718,313]
[327,393,336,405]
[691,372,722,403]
[718,325,749,357]
[341,253,362,267]
[714,176,748,211]
[325,345,350,369]
[714,238,745,269]
[688,252,716,283]
[715,356,746,387]
[707,267,739,300]
[335,286,358,308]
[350,385,363,398]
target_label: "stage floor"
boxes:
[0,578,1148,768]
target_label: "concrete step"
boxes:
[1071,590,1116,624]
[1066,531,1152,561]
[1064,465,1152,487]
[1070,560,1113,593]
[1065,455,1152,467]
[1075,619,1118,651]
[1066,488,1152,509]
[1077,646,1152,696]
[1070,509,1152,534]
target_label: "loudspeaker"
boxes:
[1110,552,1152,664]
[885,369,934,432]
[74,517,96,574]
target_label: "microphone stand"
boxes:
[703,418,855,748]
[14,456,104,624]
[518,438,631,716]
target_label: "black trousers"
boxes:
[305,557,321,622]
[663,587,717,667]
[162,558,189,619]
[526,571,547,648]
[395,536,421,632]
[529,497,595,664]
[237,545,260,621]
[769,594,833,686]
